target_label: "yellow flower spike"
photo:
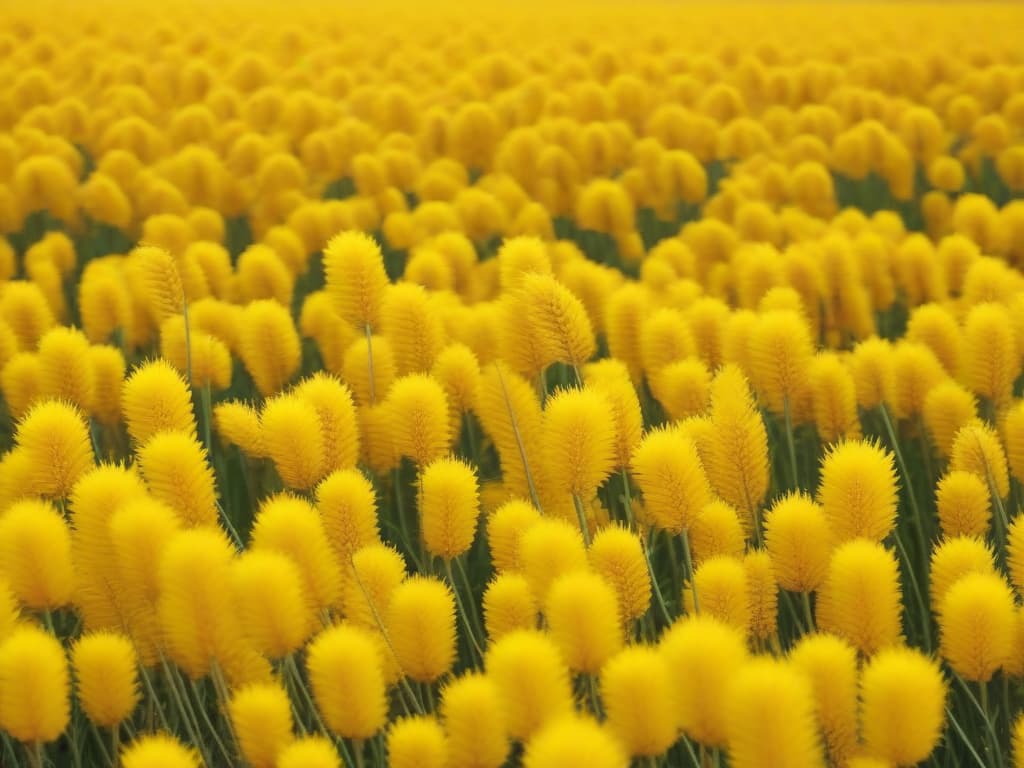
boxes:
[260,394,326,491]
[748,309,814,417]
[788,633,859,767]
[87,345,126,427]
[250,494,342,614]
[963,302,1019,410]
[485,629,574,741]
[639,308,694,380]
[323,231,389,332]
[340,543,407,629]
[236,243,294,306]
[228,682,295,768]
[159,317,232,391]
[386,373,450,466]
[651,358,710,419]
[685,297,731,370]
[724,657,826,768]
[520,272,596,371]
[931,535,997,610]
[604,284,649,384]
[689,501,745,567]
[807,352,861,444]
[432,343,482,443]
[388,716,448,768]
[37,326,95,411]
[684,556,751,635]
[121,734,200,768]
[380,282,446,376]
[440,672,509,768]
[923,380,978,459]
[817,439,898,544]
[71,631,139,729]
[315,469,381,568]
[541,387,615,515]
[906,303,962,377]
[0,352,42,420]
[519,517,589,604]
[849,337,895,412]
[238,299,301,396]
[0,577,21,641]
[522,714,628,768]
[386,576,456,683]
[939,572,1016,683]
[888,342,945,421]
[745,549,780,642]
[544,570,622,676]
[483,573,538,641]
[121,359,197,445]
[343,333,397,406]
[276,737,340,768]
[817,538,902,655]
[213,400,265,457]
[0,281,55,349]
[476,363,544,502]
[157,528,250,681]
[14,400,94,499]
[419,456,480,561]
[231,550,313,660]
[763,492,833,594]
[0,499,74,611]
[486,499,541,574]
[0,625,70,745]
[860,647,946,766]
[588,525,651,624]
[950,418,1010,499]
[136,431,218,528]
[936,471,991,539]
[630,426,711,537]
[600,646,676,758]
[660,615,748,748]
[132,245,185,325]
[705,364,770,531]
[307,623,387,740]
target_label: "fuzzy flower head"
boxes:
[419,456,480,560]
[14,400,94,499]
[71,631,139,728]
[542,387,616,501]
[228,682,295,768]
[387,576,457,683]
[0,625,70,744]
[630,427,712,535]
[440,673,509,768]
[817,439,899,544]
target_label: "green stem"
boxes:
[782,396,800,490]
[680,529,698,613]
[620,469,636,529]
[572,493,591,546]
[495,364,543,512]
[446,559,484,664]
[29,742,42,768]
[801,591,816,633]
[159,658,213,767]
[586,674,602,717]
[945,706,991,768]
[454,556,486,645]
[352,738,366,768]
[894,533,933,652]
[111,725,119,768]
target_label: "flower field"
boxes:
[1,1,1024,766]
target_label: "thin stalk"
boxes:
[571,493,591,546]
[620,469,636,529]
[111,726,119,768]
[945,706,991,768]
[586,674,602,718]
[680,530,698,613]
[495,363,542,511]
[782,396,800,490]
[353,739,366,768]
[894,534,933,652]
[158,658,212,767]
[29,742,43,768]
[801,591,816,633]
[87,723,112,767]
[454,556,486,645]
[878,404,928,564]
[364,326,376,404]
[137,666,171,732]
[189,677,234,765]
[979,680,1003,767]
[445,559,484,664]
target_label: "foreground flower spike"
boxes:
[260,394,326,490]
[817,538,903,655]
[387,576,457,683]
[133,245,185,325]
[231,550,313,660]
[936,470,992,539]
[522,714,629,768]
[485,629,574,741]
[588,525,651,625]
[519,517,589,603]
[71,631,139,729]
[293,372,360,473]
[724,658,826,768]
[0,626,70,746]
[228,682,295,768]
[748,309,813,417]
[136,430,218,528]
[38,326,95,411]
[0,499,74,610]
[788,633,859,766]
[939,571,1016,683]
[386,373,450,466]
[860,647,946,765]
[817,439,899,544]
[121,734,199,768]
[630,426,712,535]
[950,418,1011,500]
[324,231,389,331]
[419,456,480,561]
[388,716,449,768]
[14,400,94,499]
[121,359,198,445]
[483,573,538,640]
[276,736,341,768]
[763,492,833,594]
[440,673,509,768]
[315,469,381,566]
[238,299,301,396]
[660,614,748,748]
[487,499,541,573]
[520,272,596,371]
[307,623,387,740]
[930,535,997,610]
[545,570,623,675]
[600,645,676,758]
